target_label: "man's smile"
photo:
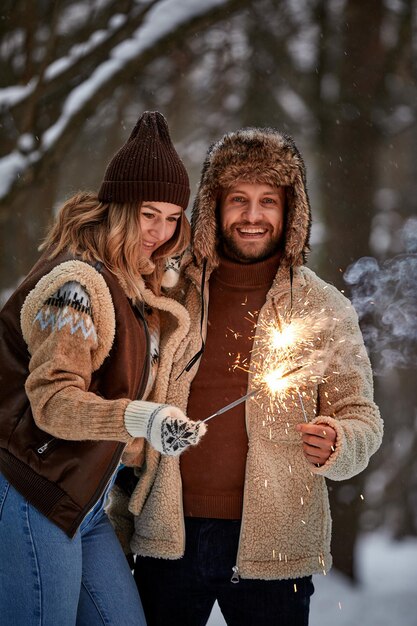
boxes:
[236,226,269,237]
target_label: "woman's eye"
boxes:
[167,216,179,223]
[231,196,245,203]
[142,212,155,220]
[262,197,275,204]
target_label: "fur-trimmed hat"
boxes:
[98,111,190,209]
[191,127,312,269]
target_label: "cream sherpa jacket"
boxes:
[124,127,383,580]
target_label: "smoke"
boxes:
[344,217,417,375]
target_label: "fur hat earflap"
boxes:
[191,127,312,269]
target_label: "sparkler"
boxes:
[203,302,330,423]
[297,390,308,423]
[203,365,305,423]
[251,306,329,412]
[203,389,257,423]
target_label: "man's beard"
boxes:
[219,223,283,263]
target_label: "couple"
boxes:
[0,111,383,626]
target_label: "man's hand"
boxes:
[296,423,337,467]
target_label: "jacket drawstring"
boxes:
[272,265,294,324]
[176,258,207,380]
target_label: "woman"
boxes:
[0,111,205,625]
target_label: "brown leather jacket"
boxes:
[0,251,149,537]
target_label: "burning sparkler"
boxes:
[251,306,328,407]
[203,302,329,423]
[203,365,306,423]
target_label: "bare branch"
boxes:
[0,0,252,209]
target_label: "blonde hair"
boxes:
[40,192,190,298]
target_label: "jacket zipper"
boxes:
[178,456,186,556]
[231,453,248,584]
[229,371,253,583]
[231,565,240,583]
[36,438,58,456]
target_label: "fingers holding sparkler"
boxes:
[296,423,337,467]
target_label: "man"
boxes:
[113,126,383,625]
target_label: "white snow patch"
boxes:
[0,152,28,197]
[0,81,36,106]
[0,0,236,199]
[42,0,230,150]
[207,533,417,625]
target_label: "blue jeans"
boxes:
[135,517,314,626]
[0,472,146,626]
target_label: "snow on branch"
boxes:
[0,0,230,202]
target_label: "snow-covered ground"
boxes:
[207,532,417,625]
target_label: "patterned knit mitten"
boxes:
[124,401,206,456]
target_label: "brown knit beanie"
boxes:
[98,111,190,209]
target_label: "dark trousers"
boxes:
[134,517,314,626]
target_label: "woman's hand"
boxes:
[156,413,207,456]
[124,401,206,456]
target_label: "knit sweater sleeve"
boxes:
[311,286,383,481]
[20,260,133,443]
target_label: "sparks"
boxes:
[203,306,335,423]
[227,327,242,340]
[270,324,297,351]
[250,310,329,408]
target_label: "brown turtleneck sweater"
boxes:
[181,252,281,519]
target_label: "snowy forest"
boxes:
[1,0,416,623]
